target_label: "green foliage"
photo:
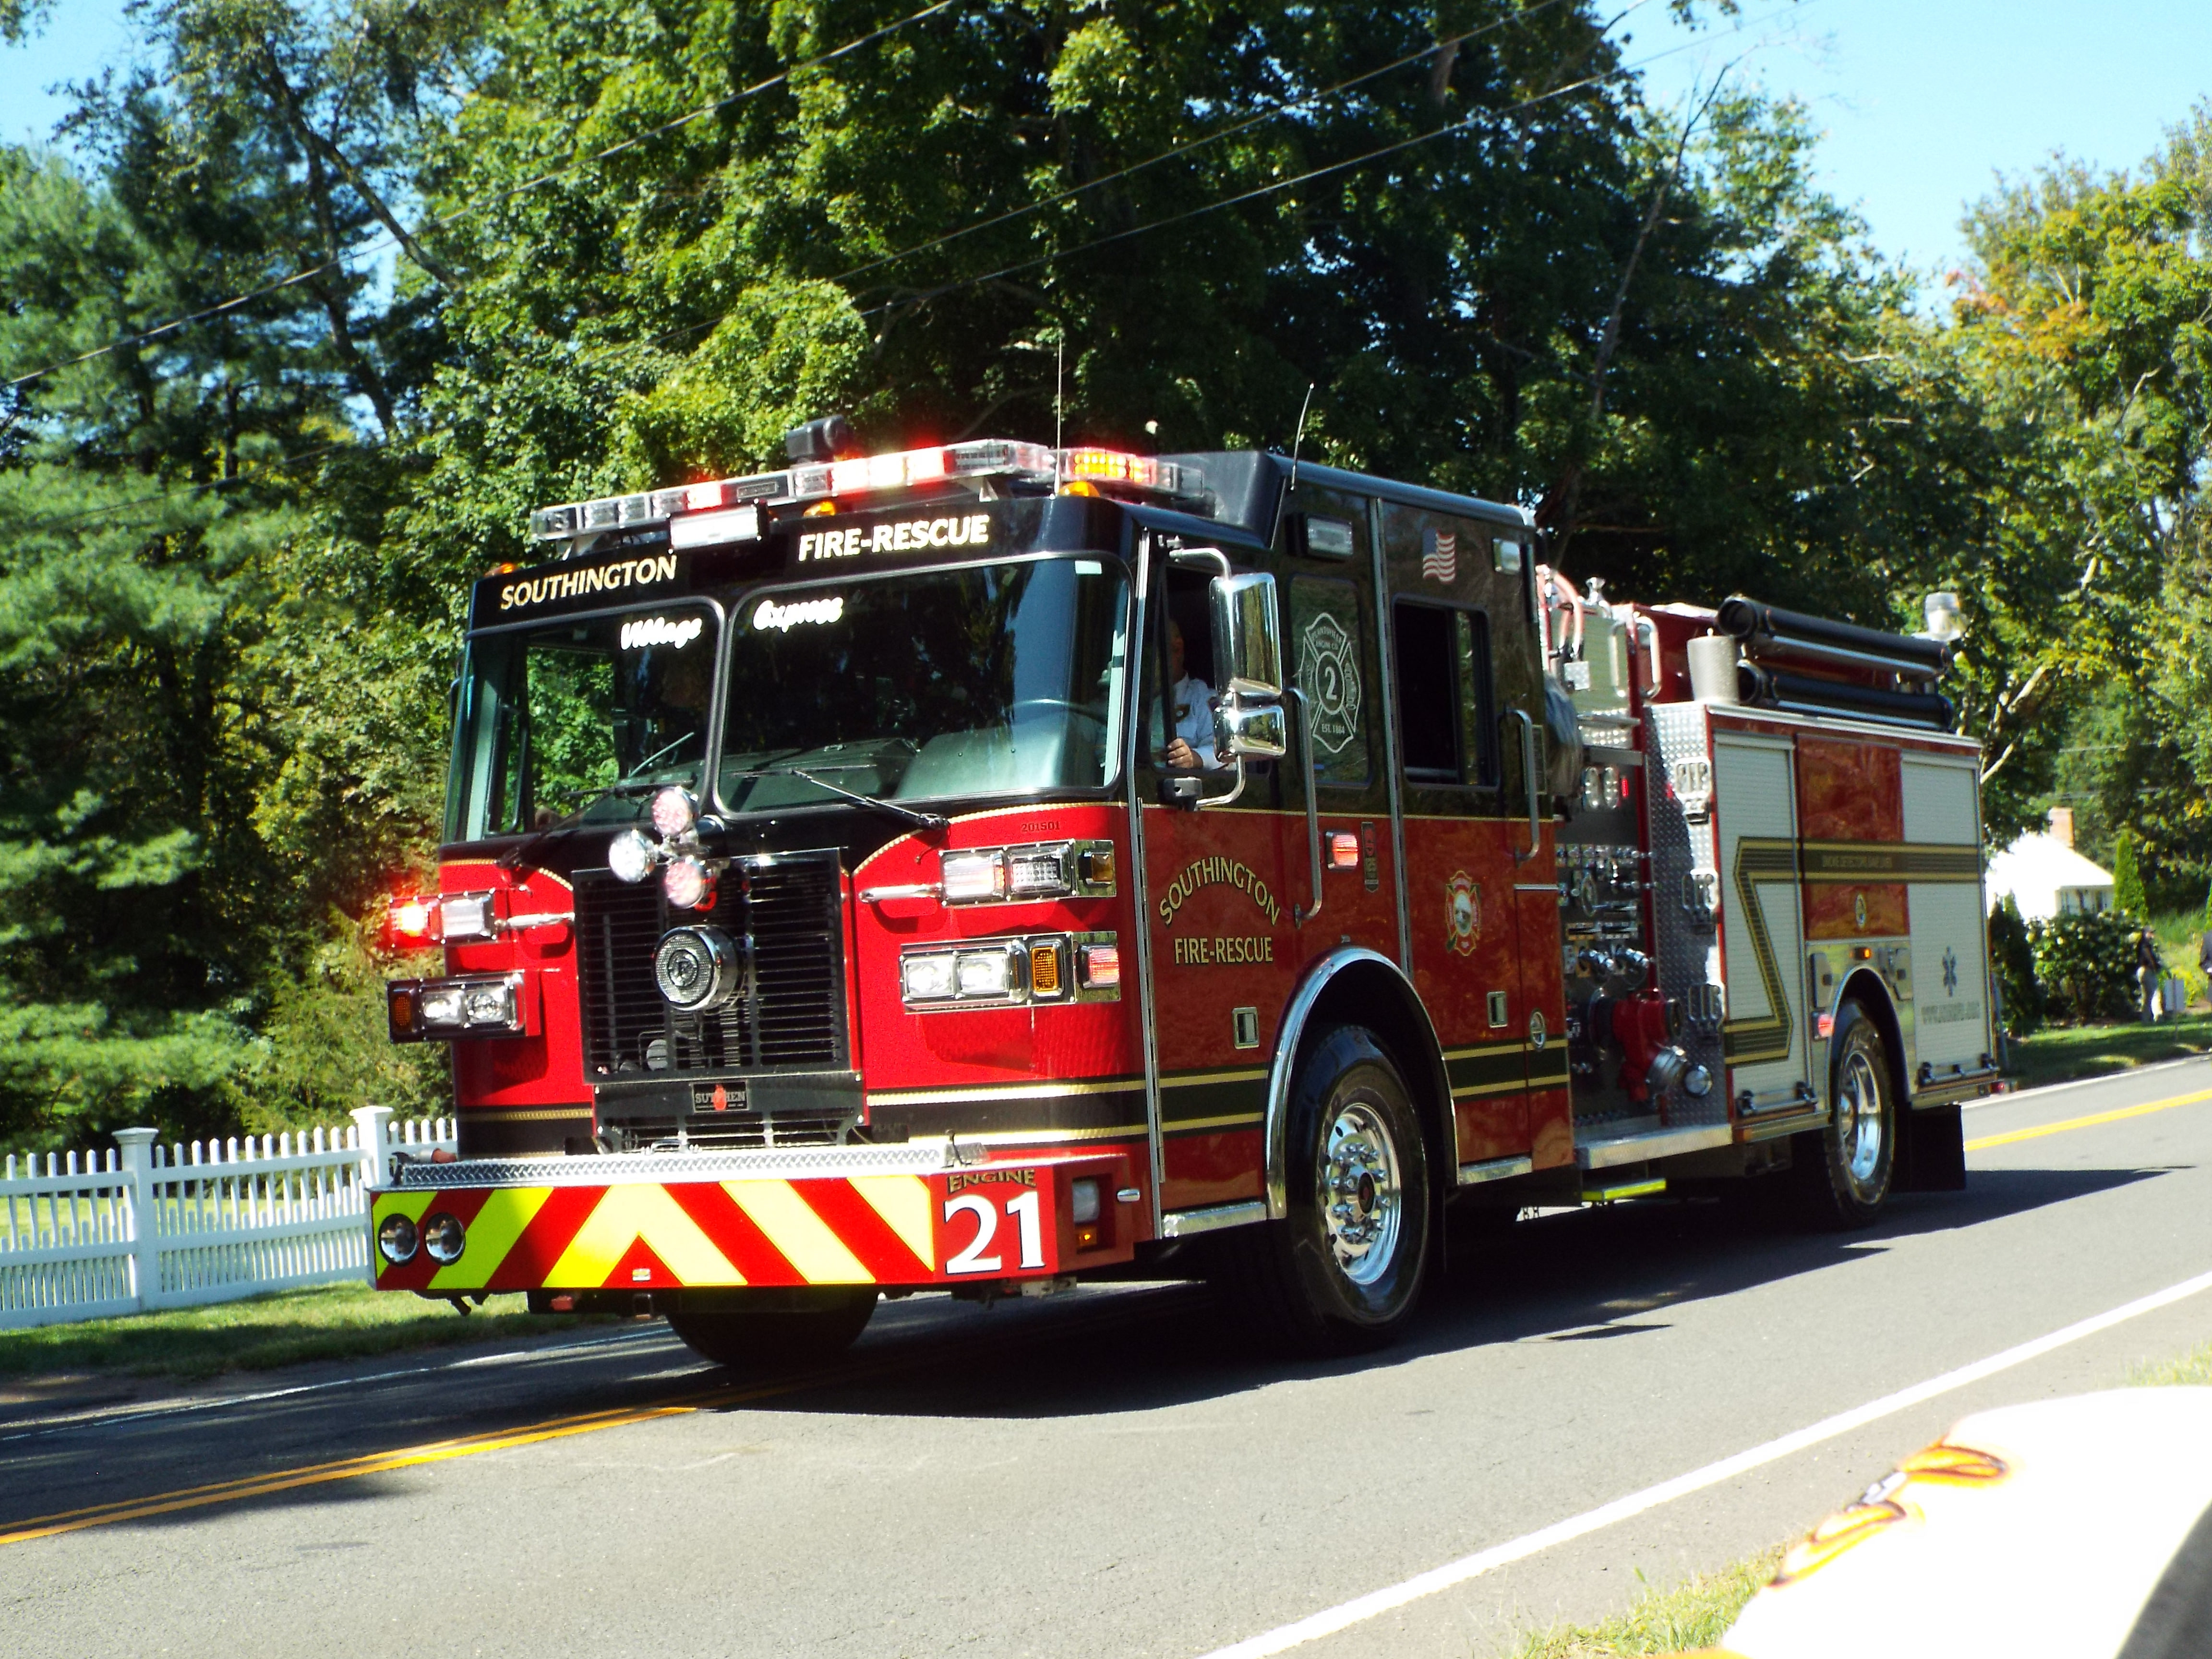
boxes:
[2028,911,2141,1024]
[1988,896,2043,1037]
[2112,829,2147,919]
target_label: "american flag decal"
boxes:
[1421,528,1456,582]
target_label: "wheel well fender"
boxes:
[1263,948,1455,1219]
[1836,968,1910,1105]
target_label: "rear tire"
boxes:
[667,1288,878,1369]
[1224,1025,1432,1356]
[1799,1003,1896,1227]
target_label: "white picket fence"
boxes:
[0,1107,454,1330]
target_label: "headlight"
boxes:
[901,951,958,1002]
[1070,1178,1101,1224]
[421,1211,467,1265]
[608,827,658,884]
[650,786,697,840]
[655,926,743,1012]
[378,1213,419,1264]
[956,947,1018,998]
[390,974,527,1041]
[662,855,717,911]
[939,850,1005,902]
[463,981,516,1027]
[420,985,466,1028]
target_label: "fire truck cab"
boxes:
[367,424,1994,1360]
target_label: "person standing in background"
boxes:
[2137,928,2164,1022]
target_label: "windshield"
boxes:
[446,602,718,842]
[717,557,1129,814]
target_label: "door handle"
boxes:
[1509,707,1541,864]
[1291,687,1322,925]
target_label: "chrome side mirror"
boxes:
[1218,701,1287,759]
[1210,571,1283,698]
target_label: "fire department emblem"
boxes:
[1446,871,1481,955]
[1299,611,1361,755]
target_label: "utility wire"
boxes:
[851,8,1763,325]
[826,0,1592,290]
[2,0,963,394]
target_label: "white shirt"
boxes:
[1152,674,1223,768]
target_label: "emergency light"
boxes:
[529,441,1204,545]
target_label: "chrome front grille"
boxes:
[574,850,849,1089]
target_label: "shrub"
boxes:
[2028,911,2142,1023]
[2112,831,2148,920]
[1988,897,2044,1036]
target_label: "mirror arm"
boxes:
[1510,707,1541,863]
[1291,687,1322,925]
[1170,546,1232,576]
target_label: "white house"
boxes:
[1985,807,2117,921]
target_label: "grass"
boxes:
[0,1281,610,1384]
[2003,1010,2212,1091]
[1503,1334,2212,1657]
[1505,1550,1783,1658]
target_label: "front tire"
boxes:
[1225,1025,1432,1355]
[1799,1002,1896,1227]
[667,1288,878,1370]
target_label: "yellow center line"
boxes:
[0,1291,1181,1548]
[1965,1087,2212,1152]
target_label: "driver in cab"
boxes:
[1154,618,1226,772]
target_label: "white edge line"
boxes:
[1966,1052,2212,1110]
[1195,1264,2212,1659]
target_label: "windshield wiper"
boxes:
[497,734,699,871]
[730,764,947,831]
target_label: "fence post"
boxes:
[350,1105,393,1191]
[113,1127,159,1315]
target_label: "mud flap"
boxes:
[1899,1101,1966,1191]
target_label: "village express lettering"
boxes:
[1158,854,1283,967]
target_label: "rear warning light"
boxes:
[1077,942,1120,990]
[1327,831,1360,869]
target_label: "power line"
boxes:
[1,0,963,395]
[826,0,1592,291]
[850,7,1767,326]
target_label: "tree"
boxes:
[2112,828,2146,920]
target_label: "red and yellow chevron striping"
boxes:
[372,1156,1137,1293]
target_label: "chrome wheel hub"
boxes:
[1320,1101,1402,1286]
[1839,1047,1885,1192]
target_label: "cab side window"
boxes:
[1391,600,1497,790]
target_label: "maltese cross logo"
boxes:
[1942,947,1959,996]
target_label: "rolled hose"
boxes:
[1717,594,1951,679]
[1737,662,1955,730]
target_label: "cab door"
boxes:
[1377,503,1568,1172]
[1135,489,1400,1217]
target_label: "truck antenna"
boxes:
[1289,382,1315,489]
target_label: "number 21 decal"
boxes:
[944,1189,1045,1274]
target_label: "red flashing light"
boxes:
[389,896,434,944]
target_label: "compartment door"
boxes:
[1900,753,1993,1080]
[1713,733,1807,1105]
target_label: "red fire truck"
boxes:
[368,420,1996,1359]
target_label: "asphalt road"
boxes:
[6,1058,2212,1659]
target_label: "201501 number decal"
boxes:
[944,1189,1045,1274]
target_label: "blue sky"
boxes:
[2,0,2208,287]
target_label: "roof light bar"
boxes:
[529,441,1197,542]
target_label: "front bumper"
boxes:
[367,1142,1142,1294]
